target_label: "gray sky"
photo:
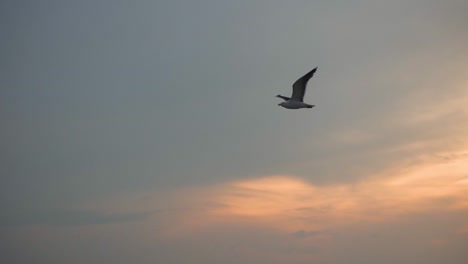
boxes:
[1,1,468,263]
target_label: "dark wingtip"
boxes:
[306,67,318,76]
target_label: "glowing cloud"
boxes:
[165,151,468,235]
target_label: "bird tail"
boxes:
[306,105,315,108]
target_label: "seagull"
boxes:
[276,67,318,109]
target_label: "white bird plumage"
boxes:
[276,67,317,109]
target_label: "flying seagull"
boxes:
[277,67,318,109]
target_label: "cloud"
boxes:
[63,153,466,263]
[150,148,468,236]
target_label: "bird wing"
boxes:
[291,67,317,102]
[276,95,291,101]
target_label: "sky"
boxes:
[1,0,468,263]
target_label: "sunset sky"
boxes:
[1,1,468,263]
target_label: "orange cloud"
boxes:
[81,150,468,240]
[165,151,468,235]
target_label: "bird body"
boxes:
[277,67,318,109]
[278,100,314,109]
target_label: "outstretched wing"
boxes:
[291,67,317,102]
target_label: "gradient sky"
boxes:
[1,0,468,263]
